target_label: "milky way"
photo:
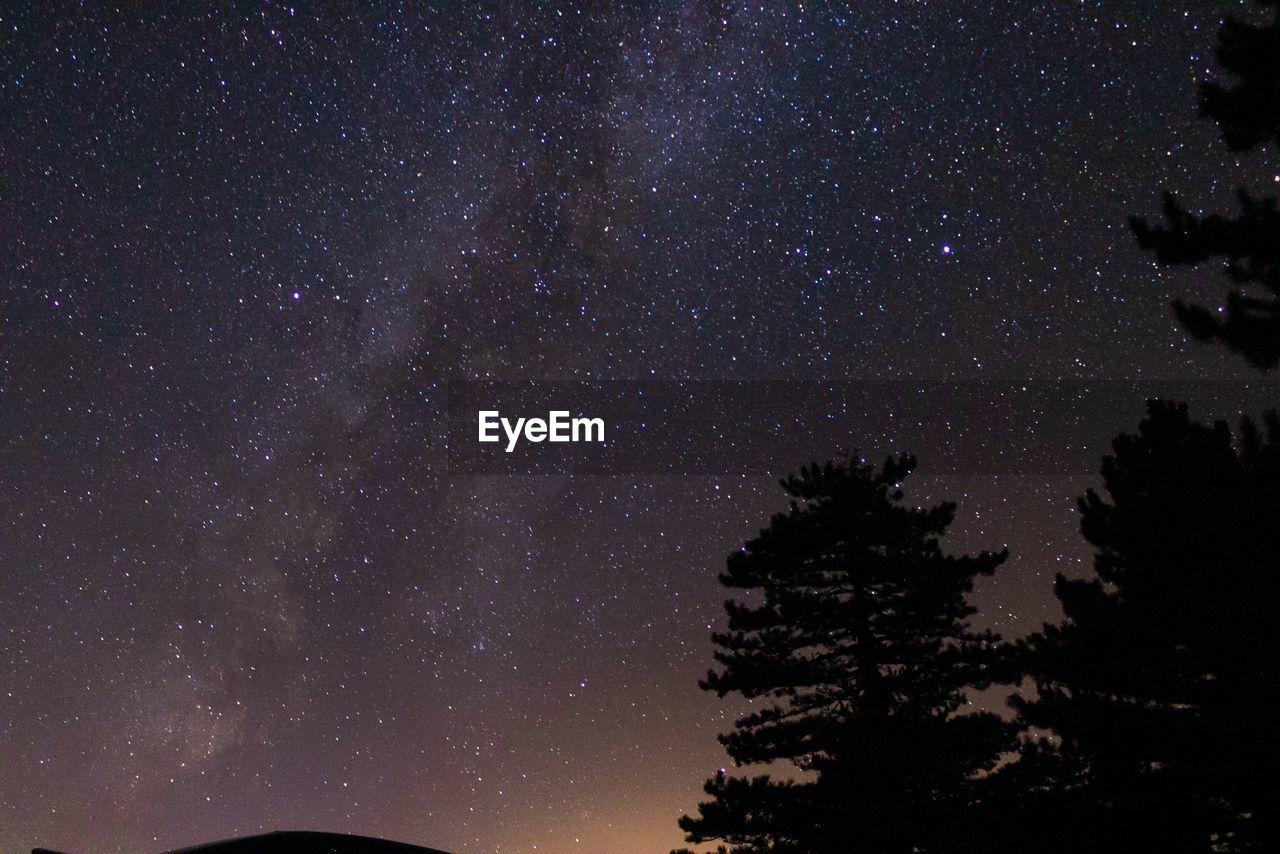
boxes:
[0,3,1274,852]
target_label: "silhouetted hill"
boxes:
[35,831,450,854]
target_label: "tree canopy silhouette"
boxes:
[1011,400,1280,851]
[676,455,1013,854]
[1130,2,1280,369]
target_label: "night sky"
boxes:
[1,3,1276,853]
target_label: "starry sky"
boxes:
[2,3,1278,853]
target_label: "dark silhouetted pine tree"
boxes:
[676,455,1014,854]
[1010,400,1280,851]
[1130,3,1280,369]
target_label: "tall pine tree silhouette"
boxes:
[1130,2,1280,369]
[676,455,1013,854]
[1011,400,1280,851]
